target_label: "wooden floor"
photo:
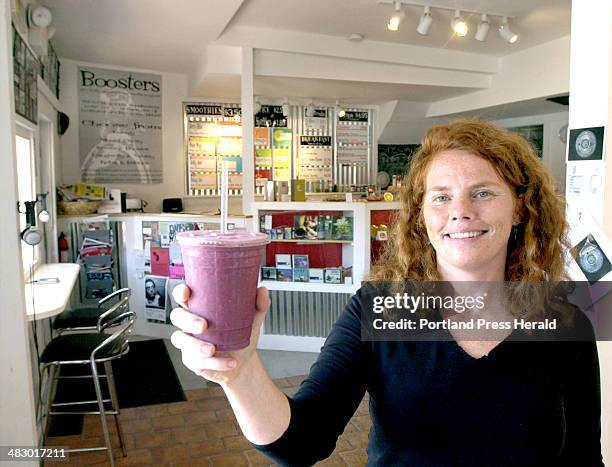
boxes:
[45,375,370,466]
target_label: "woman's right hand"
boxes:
[170,285,270,386]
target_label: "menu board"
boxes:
[273,148,291,181]
[337,145,369,164]
[336,124,369,145]
[254,127,270,147]
[298,135,333,181]
[185,104,243,194]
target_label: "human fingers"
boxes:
[170,330,214,356]
[170,307,206,334]
[256,286,271,313]
[171,331,237,371]
[172,284,191,308]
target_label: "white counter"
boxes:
[24,263,80,321]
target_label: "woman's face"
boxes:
[422,150,519,280]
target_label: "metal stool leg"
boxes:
[104,361,127,457]
[41,364,58,446]
[91,360,114,467]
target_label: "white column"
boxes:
[568,1,612,461]
[0,0,38,461]
[241,46,255,217]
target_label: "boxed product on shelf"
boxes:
[275,254,292,267]
[292,254,309,269]
[293,215,319,239]
[331,216,354,240]
[276,268,293,281]
[324,268,343,284]
[308,268,324,283]
[317,215,334,240]
[262,267,277,280]
[293,268,309,282]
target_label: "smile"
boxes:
[446,231,487,239]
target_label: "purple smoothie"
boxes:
[177,230,269,351]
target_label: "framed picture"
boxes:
[309,268,324,283]
[261,267,277,281]
[275,254,292,268]
[292,254,309,269]
[276,268,293,282]
[324,268,342,284]
[568,126,605,161]
[293,268,309,282]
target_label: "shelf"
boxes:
[267,239,353,244]
[259,280,359,294]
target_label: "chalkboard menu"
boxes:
[12,25,39,124]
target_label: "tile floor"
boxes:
[44,375,370,466]
[44,339,370,466]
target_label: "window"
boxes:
[15,126,39,275]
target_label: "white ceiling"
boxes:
[231,0,571,56]
[41,0,244,74]
[40,0,572,115]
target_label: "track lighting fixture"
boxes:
[377,1,518,45]
[305,101,316,118]
[387,1,405,31]
[416,6,432,36]
[475,14,490,42]
[281,98,290,117]
[498,17,518,43]
[451,10,468,37]
[335,101,346,118]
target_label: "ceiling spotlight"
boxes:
[335,100,346,118]
[387,1,405,32]
[281,98,290,117]
[451,10,468,37]
[498,16,518,43]
[305,101,316,118]
[253,97,261,115]
[475,14,490,42]
[416,6,433,36]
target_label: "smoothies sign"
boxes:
[78,66,163,184]
[185,103,243,193]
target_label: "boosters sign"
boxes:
[78,66,163,184]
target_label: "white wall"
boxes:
[494,111,569,194]
[59,59,189,213]
[429,36,571,117]
[59,59,246,215]
[0,0,38,459]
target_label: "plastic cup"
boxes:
[177,230,269,351]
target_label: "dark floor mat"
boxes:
[47,339,186,436]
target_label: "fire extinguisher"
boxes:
[58,232,69,262]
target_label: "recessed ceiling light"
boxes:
[348,33,364,42]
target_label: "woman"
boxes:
[170,119,603,466]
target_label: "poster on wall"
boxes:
[567,126,605,161]
[145,275,167,322]
[78,66,163,184]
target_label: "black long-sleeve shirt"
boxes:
[254,287,603,466]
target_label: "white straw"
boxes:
[221,160,229,234]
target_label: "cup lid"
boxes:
[176,230,269,247]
